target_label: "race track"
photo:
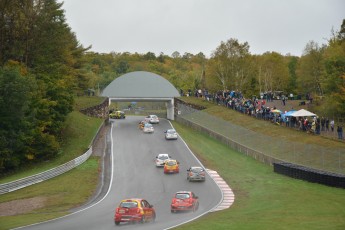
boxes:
[20,116,222,230]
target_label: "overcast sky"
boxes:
[60,0,344,57]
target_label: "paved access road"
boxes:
[19,116,222,230]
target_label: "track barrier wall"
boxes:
[0,121,106,195]
[176,101,345,188]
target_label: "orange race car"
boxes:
[171,191,199,213]
[114,198,156,225]
[164,159,179,174]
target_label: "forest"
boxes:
[0,0,344,173]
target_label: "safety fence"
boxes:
[0,122,105,195]
[176,103,345,176]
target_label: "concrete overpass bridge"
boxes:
[101,71,180,120]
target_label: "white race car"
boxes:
[143,123,154,133]
[155,153,171,167]
[145,115,159,124]
[165,129,178,140]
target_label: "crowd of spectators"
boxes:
[186,88,343,140]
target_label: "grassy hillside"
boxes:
[180,96,345,148]
[172,121,345,230]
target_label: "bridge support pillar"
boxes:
[166,99,174,120]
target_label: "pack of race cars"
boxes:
[113,115,206,226]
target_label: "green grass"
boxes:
[73,96,106,111]
[180,97,345,149]
[172,121,345,230]
[0,157,100,230]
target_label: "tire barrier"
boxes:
[273,162,345,189]
[0,121,106,195]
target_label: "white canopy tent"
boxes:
[291,109,317,117]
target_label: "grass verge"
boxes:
[172,121,345,230]
[0,157,100,230]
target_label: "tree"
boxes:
[321,19,345,116]
[297,41,325,97]
[256,52,290,93]
[0,0,88,172]
[208,38,252,91]
[144,52,156,60]
[171,51,181,58]
[287,56,299,95]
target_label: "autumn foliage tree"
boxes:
[0,0,88,172]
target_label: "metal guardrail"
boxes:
[0,148,93,195]
[0,121,106,195]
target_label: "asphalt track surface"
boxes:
[19,116,222,230]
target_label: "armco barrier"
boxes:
[0,121,105,195]
[274,162,345,188]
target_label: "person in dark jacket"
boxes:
[337,125,343,140]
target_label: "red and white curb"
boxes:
[207,169,235,212]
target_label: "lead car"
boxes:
[114,198,156,225]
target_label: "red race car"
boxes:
[114,198,156,225]
[170,191,199,213]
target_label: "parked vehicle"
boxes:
[109,111,126,119]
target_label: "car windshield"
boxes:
[191,167,204,173]
[176,193,190,199]
[158,155,169,160]
[120,201,138,208]
[167,130,176,134]
[166,161,176,166]
[144,124,152,127]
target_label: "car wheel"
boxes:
[152,213,156,222]
[141,216,146,224]
[115,221,120,225]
